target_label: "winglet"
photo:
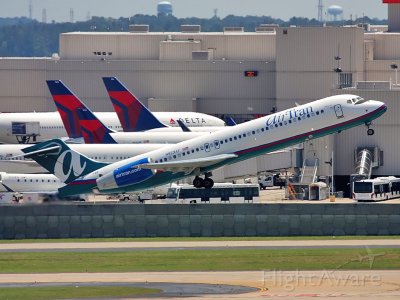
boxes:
[77,108,117,144]
[102,77,167,132]
[46,80,87,139]
[225,116,237,126]
[177,120,191,132]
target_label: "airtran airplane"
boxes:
[22,94,386,196]
[0,143,167,173]
[0,81,225,144]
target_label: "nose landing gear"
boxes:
[365,121,375,136]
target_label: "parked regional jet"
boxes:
[0,143,167,173]
[0,172,63,194]
[0,82,225,144]
[102,77,224,133]
[22,95,386,196]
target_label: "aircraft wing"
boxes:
[139,153,237,174]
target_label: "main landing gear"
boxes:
[193,173,214,189]
[365,121,375,136]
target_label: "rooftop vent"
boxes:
[256,24,279,32]
[223,27,244,33]
[181,25,201,33]
[129,24,149,33]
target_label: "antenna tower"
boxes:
[29,0,33,19]
[70,8,74,23]
[213,8,218,18]
[42,8,47,23]
[318,0,324,22]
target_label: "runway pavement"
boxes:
[1,239,400,252]
[0,270,399,299]
[0,239,400,298]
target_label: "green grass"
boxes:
[0,248,399,273]
[0,236,399,243]
[0,286,160,300]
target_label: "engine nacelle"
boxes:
[96,157,155,191]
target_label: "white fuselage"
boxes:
[0,111,225,144]
[72,95,386,194]
[0,143,167,173]
[0,172,63,193]
[108,131,219,144]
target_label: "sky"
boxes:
[2,0,388,23]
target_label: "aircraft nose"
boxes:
[365,100,387,120]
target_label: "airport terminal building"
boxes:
[1,2,400,193]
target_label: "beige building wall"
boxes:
[0,58,274,115]
[60,32,276,61]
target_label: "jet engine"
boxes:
[96,157,155,191]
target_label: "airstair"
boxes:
[300,158,318,184]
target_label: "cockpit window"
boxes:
[353,97,368,105]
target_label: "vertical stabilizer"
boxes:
[102,77,167,131]
[21,139,108,183]
[77,108,117,144]
[46,80,88,138]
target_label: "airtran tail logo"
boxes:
[38,142,87,183]
[266,106,313,126]
[53,150,87,182]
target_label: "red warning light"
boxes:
[244,71,258,77]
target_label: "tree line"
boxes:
[0,15,387,57]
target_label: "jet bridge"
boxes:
[350,147,382,194]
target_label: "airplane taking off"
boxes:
[0,82,225,144]
[22,94,387,196]
[0,143,168,173]
[102,77,224,133]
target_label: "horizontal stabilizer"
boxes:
[11,145,61,159]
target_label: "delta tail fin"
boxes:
[46,80,88,139]
[102,77,167,132]
[77,108,117,144]
[21,139,108,184]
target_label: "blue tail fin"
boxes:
[77,108,117,144]
[21,139,108,184]
[102,77,167,131]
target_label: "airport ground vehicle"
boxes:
[352,176,400,201]
[165,183,260,203]
[258,174,286,189]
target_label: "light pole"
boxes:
[391,63,398,86]
[334,56,342,88]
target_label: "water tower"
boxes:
[327,5,343,21]
[157,1,173,16]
